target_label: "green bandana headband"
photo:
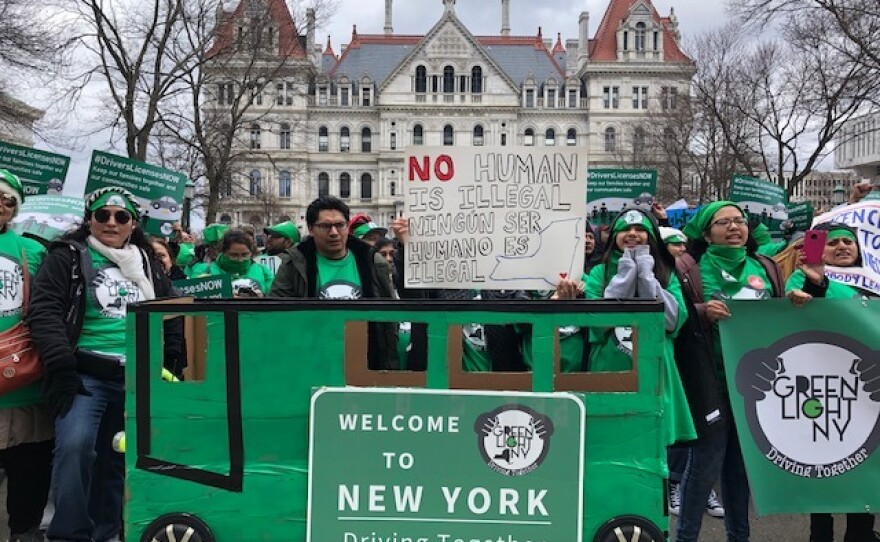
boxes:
[88,190,139,217]
[682,201,744,240]
[612,209,655,239]
[827,228,857,242]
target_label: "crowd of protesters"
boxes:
[0,168,877,542]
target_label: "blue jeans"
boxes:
[675,422,751,542]
[47,374,124,542]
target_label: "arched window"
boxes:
[566,128,577,146]
[413,124,424,145]
[443,125,454,146]
[361,127,372,152]
[545,128,556,146]
[633,127,646,154]
[473,125,484,146]
[279,123,291,149]
[318,126,329,152]
[279,215,291,221]
[635,22,646,52]
[604,127,617,152]
[524,128,535,146]
[340,127,350,152]
[250,123,261,149]
[249,169,261,196]
[340,172,351,199]
[471,66,483,94]
[360,173,373,200]
[279,170,291,198]
[443,65,455,93]
[415,65,427,93]
[318,172,329,197]
[220,214,232,224]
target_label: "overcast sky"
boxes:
[318,0,727,53]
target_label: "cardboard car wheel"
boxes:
[592,515,664,542]
[140,513,214,542]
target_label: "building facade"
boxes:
[0,91,43,147]
[836,110,880,184]
[209,0,694,228]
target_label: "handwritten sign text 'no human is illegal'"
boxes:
[404,147,588,290]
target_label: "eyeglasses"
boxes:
[0,196,16,209]
[312,222,348,233]
[94,208,132,225]
[710,217,748,228]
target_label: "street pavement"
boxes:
[0,477,850,542]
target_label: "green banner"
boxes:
[308,388,585,542]
[11,195,84,242]
[0,140,70,196]
[720,299,880,515]
[85,150,187,237]
[729,175,789,237]
[172,275,233,299]
[585,169,656,225]
[785,201,814,231]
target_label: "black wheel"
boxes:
[593,515,665,542]
[140,513,214,542]
[170,205,178,213]
[152,202,161,209]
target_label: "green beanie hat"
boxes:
[86,186,141,219]
[203,223,230,245]
[0,169,25,215]
[751,223,772,246]
[682,201,745,240]
[611,209,656,239]
[264,221,301,243]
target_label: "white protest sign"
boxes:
[403,146,587,289]
[257,254,282,275]
[812,201,880,295]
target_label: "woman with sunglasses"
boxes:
[0,170,52,542]
[27,187,182,542]
[674,201,785,542]
[785,222,878,542]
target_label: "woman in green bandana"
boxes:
[0,169,51,542]
[202,229,274,297]
[570,209,696,446]
[784,222,878,542]
[674,201,785,542]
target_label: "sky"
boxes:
[34,0,729,203]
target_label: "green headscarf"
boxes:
[611,209,656,239]
[682,201,745,240]
[176,242,195,267]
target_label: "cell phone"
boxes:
[802,229,827,265]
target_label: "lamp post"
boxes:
[182,180,195,231]
[832,183,846,206]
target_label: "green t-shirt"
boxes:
[0,231,46,408]
[462,291,492,372]
[77,248,147,356]
[316,252,362,299]
[206,260,275,297]
[786,269,863,300]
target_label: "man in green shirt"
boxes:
[269,196,398,369]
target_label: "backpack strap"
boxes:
[19,248,30,317]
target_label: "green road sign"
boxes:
[586,169,657,225]
[0,140,70,196]
[172,275,233,299]
[85,150,187,237]
[11,194,84,242]
[308,388,585,542]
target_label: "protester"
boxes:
[263,220,301,256]
[771,231,805,283]
[660,226,687,259]
[187,222,229,276]
[27,187,183,542]
[674,201,785,542]
[0,170,52,542]
[269,196,398,369]
[561,209,695,445]
[152,237,186,280]
[349,213,388,246]
[583,221,604,273]
[199,229,274,297]
[785,222,878,542]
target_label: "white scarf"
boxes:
[87,235,156,300]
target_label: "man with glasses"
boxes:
[263,220,301,256]
[269,196,398,369]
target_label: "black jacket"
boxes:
[673,252,784,439]
[27,240,184,383]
